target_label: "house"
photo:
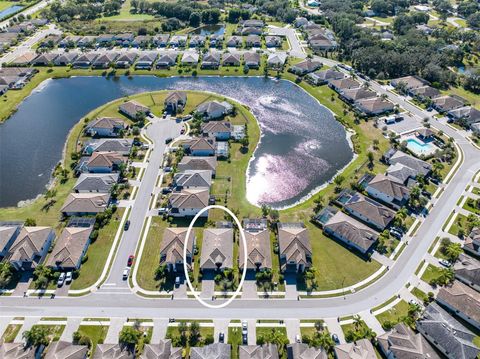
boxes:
[222,53,241,67]
[464,227,480,257]
[77,151,127,173]
[294,17,309,28]
[61,193,110,216]
[164,91,187,113]
[132,35,151,48]
[73,173,119,193]
[448,106,480,126]
[31,52,59,66]
[328,78,361,92]
[240,344,279,359]
[209,34,223,47]
[135,52,158,69]
[114,52,137,68]
[340,87,377,103]
[114,33,135,46]
[416,303,480,359]
[46,226,93,270]
[334,339,377,359]
[53,52,79,66]
[432,95,465,113]
[365,174,410,207]
[0,223,21,257]
[226,36,243,48]
[196,100,233,120]
[306,69,344,86]
[410,85,441,100]
[246,34,261,47]
[153,34,170,47]
[183,137,216,156]
[289,60,322,76]
[244,52,260,69]
[324,211,379,254]
[436,280,480,330]
[200,228,233,271]
[277,223,312,272]
[45,341,88,359]
[10,51,36,66]
[156,53,177,68]
[59,35,82,48]
[385,163,418,184]
[96,34,115,46]
[242,27,263,35]
[355,97,395,116]
[201,52,221,69]
[181,51,199,66]
[169,35,187,47]
[190,343,231,359]
[239,220,272,272]
[159,228,196,272]
[7,227,55,270]
[390,76,429,91]
[168,188,210,217]
[172,170,212,190]
[85,117,126,137]
[454,253,480,292]
[309,34,337,52]
[343,192,396,231]
[242,19,264,28]
[82,138,133,156]
[266,53,287,69]
[72,52,98,68]
[0,343,38,358]
[201,121,232,140]
[387,150,432,177]
[189,35,206,47]
[119,100,150,120]
[286,343,326,359]
[93,344,134,359]
[140,340,182,359]
[92,52,118,69]
[378,323,441,359]
[177,156,217,175]
[265,36,282,48]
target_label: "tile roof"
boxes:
[61,193,110,214]
[367,174,410,200]
[437,280,480,324]
[159,227,195,265]
[388,150,432,176]
[239,344,279,359]
[169,188,209,210]
[334,339,376,359]
[239,228,272,270]
[140,339,182,359]
[73,173,119,193]
[8,227,53,263]
[46,226,92,268]
[190,343,231,359]
[286,343,327,359]
[344,192,396,229]
[278,223,312,269]
[177,156,217,173]
[200,228,234,269]
[45,340,89,359]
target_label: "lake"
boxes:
[190,24,225,36]
[0,76,353,208]
[0,5,23,20]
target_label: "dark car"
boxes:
[165,137,173,144]
[219,332,225,343]
[242,333,248,345]
[332,334,340,344]
[127,255,134,267]
[124,220,131,231]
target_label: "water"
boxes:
[0,5,23,20]
[406,138,435,156]
[0,76,353,208]
[190,25,225,36]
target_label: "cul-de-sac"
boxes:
[0,0,480,357]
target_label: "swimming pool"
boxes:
[406,138,436,156]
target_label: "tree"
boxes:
[23,326,50,347]
[25,218,36,226]
[189,322,200,345]
[444,242,462,262]
[189,12,201,27]
[333,175,345,192]
[119,326,141,346]
[0,262,14,288]
[33,265,52,289]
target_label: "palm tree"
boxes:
[445,243,463,262]
[315,330,335,353]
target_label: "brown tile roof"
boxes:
[159,228,195,265]
[61,193,110,214]
[8,227,53,263]
[45,341,89,359]
[367,174,410,200]
[177,156,217,173]
[200,228,234,270]
[119,100,150,118]
[278,223,312,269]
[201,121,232,134]
[437,280,480,324]
[46,227,93,268]
[334,339,376,359]
[87,151,126,168]
[239,344,279,359]
[239,228,272,270]
[87,117,126,130]
[344,192,396,230]
[169,188,209,210]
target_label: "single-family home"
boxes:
[77,151,127,173]
[156,53,177,68]
[465,228,480,257]
[183,137,216,156]
[226,36,243,48]
[432,95,465,113]
[244,52,260,69]
[59,35,82,48]
[201,52,221,69]
[390,76,429,91]
[153,34,170,47]
[53,52,79,66]
[73,173,119,193]
[7,227,55,270]
[164,91,187,113]
[365,173,410,207]
[44,341,88,359]
[240,344,279,359]
[437,280,480,330]
[131,35,151,48]
[324,211,379,254]
[343,192,396,231]
[0,343,38,358]
[141,340,182,359]
[266,53,287,69]
[265,36,282,48]
[287,343,326,359]
[115,52,138,68]
[355,97,395,116]
[96,34,115,46]
[454,253,480,292]
[416,303,480,359]
[209,34,223,47]
[119,100,150,119]
[242,19,264,28]
[72,52,98,68]
[309,34,337,52]
[277,223,312,272]
[410,85,441,100]
[385,163,418,184]
[177,156,217,176]
[114,33,134,46]
[448,106,480,126]
[334,339,377,359]
[306,69,344,86]
[387,150,432,177]
[46,226,93,270]
[190,343,231,359]
[31,53,59,66]
[85,117,126,137]
[201,121,232,140]
[340,87,377,103]
[241,26,262,35]
[168,188,210,217]
[159,228,196,272]
[328,78,361,92]
[181,51,199,66]
[294,17,309,28]
[378,323,441,359]
[200,228,233,271]
[77,36,96,48]
[61,192,110,216]
[92,52,118,69]
[189,35,206,47]
[172,170,212,190]
[196,100,233,120]
[289,60,322,76]
[0,223,22,258]
[169,35,187,48]
[82,138,133,156]
[246,34,261,47]
[239,220,271,272]
[135,51,158,69]
[93,344,134,359]
[222,53,241,67]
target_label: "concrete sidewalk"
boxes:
[104,317,126,344]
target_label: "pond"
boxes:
[0,5,23,20]
[0,76,353,209]
[190,24,225,36]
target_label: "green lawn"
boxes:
[472,187,480,196]
[101,0,154,21]
[0,1,15,11]
[448,213,468,236]
[165,324,213,354]
[421,264,444,284]
[463,198,480,215]
[1,324,22,343]
[30,324,65,342]
[375,300,410,329]
[411,287,428,303]
[77,325,108,357]
[341,320,374,342]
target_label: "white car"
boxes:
[409,299,419,306]
[439,259,451,267]
[57,272,66,287]
[65,272,73,284]
[242,320,248,335]
[122,267,130,280]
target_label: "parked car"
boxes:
[164,167,172,173]
[242,333,248,345]
[122,267,130,280]
[175,276,180,287]
[161,187,172,194]
[332,333,340,344]
[439,259,451,267]
[124,220,131,231]
[57,272,66,287]
[165,137,173,144]
[158,207,168,215]
[180,128,185,134]
[390,229,402,239]
[127,255,134,267]
[219,332,225,343]
[242,320,248,335]
[409,299,419,306]
[65,272,73,284]
[295,334,301,343]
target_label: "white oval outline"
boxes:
[183,204,248,309]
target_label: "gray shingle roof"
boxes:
[73,173,119,193]
[287,342,327,359]
[190,343,231,359]
[239,344,279,359]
